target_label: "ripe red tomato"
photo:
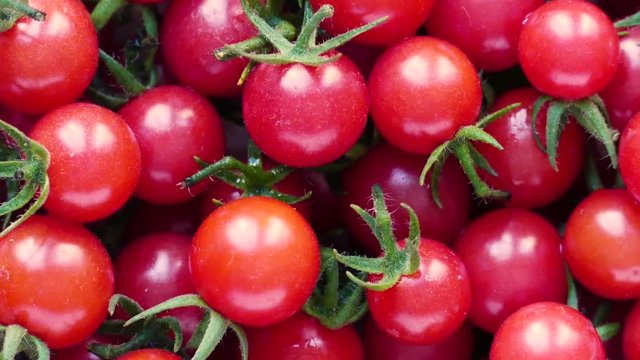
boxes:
[369,37,482,155]
[518,0,619,99]
[425,0,544,72]
[29,103,141,223]
[191,196,320,327]
[0,216,114,349]
[619,112,640,202]
[247,312,364,360]
[623,301,640,360]
[242,56,368,167]
[310,0,435,46]
[116,349,181,360]
[490,302,606,359]
[564,189,640,300]
[0,0,98,114]
[118,86,225,204]
[367,239,471,345]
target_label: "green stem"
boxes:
[215,20,297,61]
[99,49,147,96]
[0,0,45,21]
[91,0,127,31]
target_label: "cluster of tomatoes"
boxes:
[1,0,640,359]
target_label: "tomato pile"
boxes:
[1,0,640,359]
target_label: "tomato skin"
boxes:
[310,0,435,46]
[564,189,640,300]
[490,302,605,360]
[247,313,364,360]
[620,112,640,202]
[243,56,368,167]
[191,196,320,327]
[425,0,543,72]
[116,349,181,360]
[0,216,114,349]
[118,86,225,204]
[456,208,567,333]
[367,239,471,345]
[477,88,584,208]
[0,0,98,114]
[369,37,482,155]
[160,0,256,97]
[623,301,640,360]
[30,103,141,223]
[518,0,619,100]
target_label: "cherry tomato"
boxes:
[0,0,98,114]
[242,56,368,167]
[564,189,640,300]
[247,312,364,360]
[619,112,640,202]
[367,239,471,345]
[118,86,225,204]
[477,88,585,208]
[115,349,181,360]
[310,0,435,46]
[29,103,141,223]
[191,196,320,327]
[518,0,619,99]
[623,300,640,360]
[369,37,482,155]
[0,216,114,349]
[490,302,605,359]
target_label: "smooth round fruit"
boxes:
[620,112,640,202]
[116,349,181,360]
[623,301,640,360]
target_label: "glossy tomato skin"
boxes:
[118,86,224,204]
[0,216,114,349]
[518,0,619,100]
[456,208,567,333]
[160,0,256,97]
[342,143,471,254]
[477,88,584,208]
[623,301,640,360]
[116,349,181,360]
[564,190,640,300]
[367,239,471,345]
[620,112,640,202]
[425,0,543,72]
[0,0,98,114]
[30,103,141,223]
[490,302,606,359]
[191,196,320,327]
[243,56,368,167]
[369,37,482,155]
[247,313,364,360]
[310,0,435,46]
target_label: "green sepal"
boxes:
[565,265,578,310]
[0,324,50,360]
[545,101,570,171]
[596,323,621,342]
[0,0,45,32]
[614,11,640,30]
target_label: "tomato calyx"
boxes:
[614,11,640,36]
[0,325,49,360]
[0,0,45,32]
[334,185,421,292]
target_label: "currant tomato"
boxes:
[0,0,98,114]
[456,208,567,333]
[0,216,114,349]
[118,86,225,204]
[623,301,640,360]
[619,112,640,202]
[30,103,141,223]
[191,196,320,327]
[564,189,640,300]
[367,239,471,345]
[425,0,543,72]
[247,313,364,360]
[116,349,181,360]
[477,88,584,208]
[342,143,470,254]
[160,0,256,97]
[518,0,619,100]
[490,302,605,359]
[369,37,482,155]
[242,56,368,167]
[310,0,435,46]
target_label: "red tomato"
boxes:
[0,0,98,114]
[247,313,364,360]
[0,216,114,349]
[623,301,640,360]
[425,0,544,72]
[620,112,640,202]
[242,56,368,167]
[310,0,435,46]
[490,302,606,359]
[564,189,640,300]
[456,208,567,333]
[191,196,320,327]
[367,239,471,345]
[477,88,585,208]
[118,86,225,204]
[518,0,619,99]
[29,103,141,223]
[369,37,482,155]
[116,349,181,360]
